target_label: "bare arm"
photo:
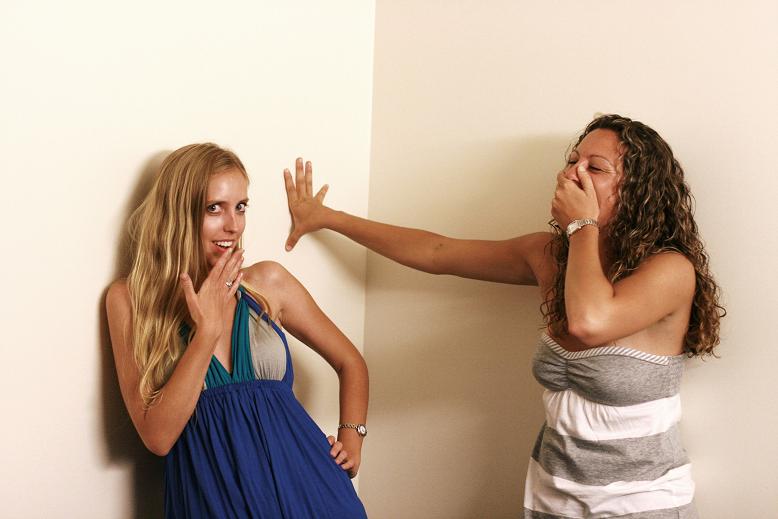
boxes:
[283,158,546,286]
[106,249,244,456]
[552,164,695,349]
[244,261,368,478]
[566,230,694,347]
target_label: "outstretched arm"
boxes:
[283,158,546,286]
[244,261,368,478]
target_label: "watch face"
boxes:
[357,424,367,436]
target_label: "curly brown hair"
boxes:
[541,114,725,356]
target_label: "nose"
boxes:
[563,161,580,182]
[224,210,239,233]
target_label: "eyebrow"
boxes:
[571,150,614,164]
[205,198,250,205]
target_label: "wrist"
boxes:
[565,218,598,238]
[338,422,367,438]
[569,224,598,240]
[193,323,221,344]
[327,208,353,232]
[337,429,364,451]
[319,206,339,229]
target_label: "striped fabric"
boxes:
[524,334,698,519]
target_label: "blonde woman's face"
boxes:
[201,168,248,267]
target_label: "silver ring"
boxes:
[225,280,234,288]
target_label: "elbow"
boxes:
[345,354,369,377]
[337,353,369,382]
[566,315,608,347]
[141,433,175,457]
[425,238,451,276]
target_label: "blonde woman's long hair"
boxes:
[127,143,269,408]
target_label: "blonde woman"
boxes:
[106,143,368,518]
[283,115,724,518]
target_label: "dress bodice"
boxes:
[524,334,697,519]
[532,333,685,406]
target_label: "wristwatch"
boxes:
[565,218,598,238]
[338,423,368,437]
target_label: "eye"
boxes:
[206,204,220,213]
[589,166,602,172]
[237,202,248,212]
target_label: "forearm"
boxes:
[336,355,369,447]
[337,355,368,424]
[324,207,447,274]
[136,331,218,455]
[564,227,615,342]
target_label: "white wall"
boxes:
[3,2,776,517]
[359,1,778,518]
[0,2,374,518]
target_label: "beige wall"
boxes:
[0,1,374,518]
[3,1,776,517]
[359,1,778,518]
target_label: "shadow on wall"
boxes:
[99,151,170,519]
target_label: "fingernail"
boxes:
[285,244,291,251]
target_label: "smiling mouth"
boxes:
[214,240,234,249]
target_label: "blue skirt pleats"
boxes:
[164,380,367,519]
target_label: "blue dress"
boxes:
[165,287,367,518]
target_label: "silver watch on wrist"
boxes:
[565,218,598,238]
[338,423,367,437]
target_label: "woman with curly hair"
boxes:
[283,114,723,518]
[106,143,368,518]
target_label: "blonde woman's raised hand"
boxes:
[180,248,244,340]
[283,158,330,251]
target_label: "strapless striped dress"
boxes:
[524,333,698,519]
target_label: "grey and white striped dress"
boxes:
[524,333,698,519]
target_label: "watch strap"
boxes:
[338,423,367,437]
[565,218,598,238]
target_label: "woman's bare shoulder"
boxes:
[242,261,293,291]
[105,279,134,356]
[513,231,556,284]
[106,278,131,315]
[634,250,694,279]
[646,249,695,268]
[635,250,695,291]
[242,261,309,323]
[516,231,554,251]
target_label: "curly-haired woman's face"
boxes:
[563,129,623,227]
[201,168,248,267]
